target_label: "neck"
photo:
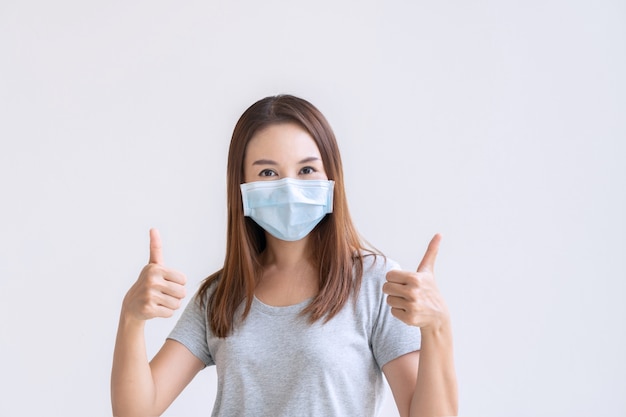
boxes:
[261,234,313,269]
[255,233,319,306]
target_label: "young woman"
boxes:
[111,95,458,417]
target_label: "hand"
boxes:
[383,234,450,330]
[122,228,187,321]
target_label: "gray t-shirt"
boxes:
[168,254,421,417]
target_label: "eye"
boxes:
[299,166,316,175]
[259,169,278,177]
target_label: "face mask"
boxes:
[240,178,335,241]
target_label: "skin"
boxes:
[243,123,328,307]
[383,234,459,417]
[111,122,458,417]
[111,229,203,417]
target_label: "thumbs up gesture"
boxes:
[383,234,450,329]
[122,229,187,321]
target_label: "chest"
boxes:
[207,298,374,376]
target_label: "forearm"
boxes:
[410,321,458,417]
[111,312,158,417]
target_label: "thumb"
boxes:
[417,233,442,273]
[149,228,164,265]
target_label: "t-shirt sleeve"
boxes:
[167,293,214,367]
[368,258,422,369]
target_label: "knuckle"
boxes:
[143,263,159,275]
[406,289,419,303]
[139,304,153,318]
[145,274,161,287]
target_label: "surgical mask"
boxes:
[240,178,335,241]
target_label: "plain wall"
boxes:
[1,1,624,416]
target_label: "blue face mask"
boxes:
[240,178,335,241]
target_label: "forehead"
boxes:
[245,122,321,160]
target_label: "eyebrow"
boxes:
[251,156,321,165]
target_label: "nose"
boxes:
[279,171,299,180]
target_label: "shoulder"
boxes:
[353,252,399,305]
[194,271,221,305]
[358,252,400,283]
[173,273,221,327]
[356,253,422,367]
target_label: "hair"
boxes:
[197,94,375,338]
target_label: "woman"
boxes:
[111,95,458,417]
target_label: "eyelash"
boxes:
[258,167,317,177]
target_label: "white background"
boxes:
[1,1,625,416]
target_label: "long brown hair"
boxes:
[198,94,374,337]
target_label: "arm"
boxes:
[383,234,458,417]
[111,319,204,416]
[111,229,204,417]
[383,323,457,417]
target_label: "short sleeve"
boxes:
[368,259,422,369]
[167,294,214,367]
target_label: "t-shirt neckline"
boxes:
[252,295,313,316]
